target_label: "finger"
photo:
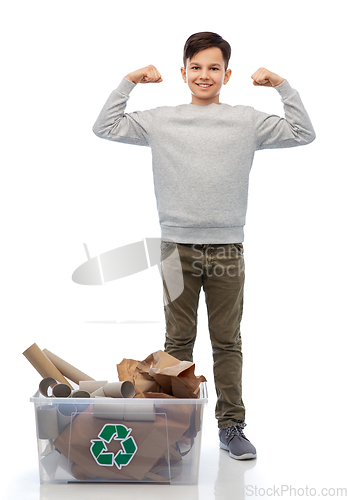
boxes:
[147,70,162,83]
[251,67,268,82]
[152,67,162,81]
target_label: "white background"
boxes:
[2,1,347,498]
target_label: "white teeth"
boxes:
[197,84,211,87]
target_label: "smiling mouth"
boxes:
[195,83,213,88]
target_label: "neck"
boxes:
[190,94,221,106]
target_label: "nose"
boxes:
[200,70,209,80]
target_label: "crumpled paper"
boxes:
[117,350,206,399]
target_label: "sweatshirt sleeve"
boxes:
[92,78,153,147]
[253,80,316,150]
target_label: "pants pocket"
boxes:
[160,240,176,253]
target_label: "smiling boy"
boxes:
[181,46,232,105]
[93,32,316,460]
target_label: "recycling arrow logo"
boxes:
[90,423,137,470]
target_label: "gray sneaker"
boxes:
[219,423,257,460]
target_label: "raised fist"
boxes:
[125,65,163,84]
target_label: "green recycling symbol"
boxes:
[90,423,138,470]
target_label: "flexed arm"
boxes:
[92,65,162,146]
[250,67,316,150]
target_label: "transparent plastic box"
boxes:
[30,382,207,485]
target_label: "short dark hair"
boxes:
[183,32,231,71]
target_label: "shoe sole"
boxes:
[219,441,257,460]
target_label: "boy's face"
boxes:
[181,47,231,106]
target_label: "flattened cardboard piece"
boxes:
[144,445,183,482]
[54,403,192,481]
[71,461,130,481]
[135,392,177,399]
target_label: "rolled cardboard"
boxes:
[123,403,155,422]
[36,405,59,440]
[92,402,155,421]
[52,384,72,398]
[90,381,136,398]
[57,403,77,434]
[93,403,125,419]
[23,343,73,389]
[103,381,136,398]
[39,377,72,398]
[69,390,90,413]
[39,377,58,397]
[79,380,107,393]
[43,348,95,385]
[69,390,90,398]
[90,386,106,397]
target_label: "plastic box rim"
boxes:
[30,381,208,405]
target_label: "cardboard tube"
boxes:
[39,377,72,398]
[103,381,136,398]
[90,386,106,397]
[36,405,59,439]
[123,403,155,421]
[23,344,73,389]
[39,377,58,397]
[93,403,125,419]
[43,349,94,385]
[52,384,72,398]
[92,402,155,421]
[57,403,77,434]
[69,390,90,413]
[90,381,135,398]
[79,380,107,393]
[69,390,90,398]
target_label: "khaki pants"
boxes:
[160,241,246,429]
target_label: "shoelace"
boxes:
[225,422,247,442]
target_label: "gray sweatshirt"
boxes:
[93,77,316,243]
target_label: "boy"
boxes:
[93,32,316,460]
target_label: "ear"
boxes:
[223,68,232,85]
[181,66,187,83]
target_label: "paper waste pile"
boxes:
[24,343,207,482]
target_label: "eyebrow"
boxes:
[189,62,222,67]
